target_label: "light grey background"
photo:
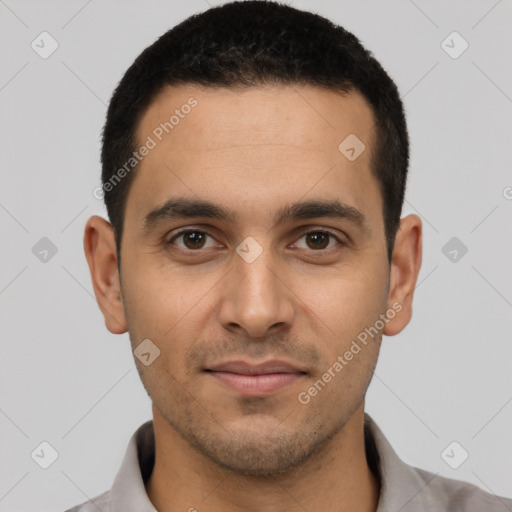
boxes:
[1,1,511,510]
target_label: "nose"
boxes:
[218,245,295,339]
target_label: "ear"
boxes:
[383,214,422,336]
[83,215,127,335]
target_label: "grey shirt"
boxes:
[64,414,511,512]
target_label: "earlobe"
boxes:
[383,214,422,337]
[83,215,127,335]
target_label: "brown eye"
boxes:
[294,230,341,251]
[182,231,206,249]
[305,232,330,250]
[168,230,216,250]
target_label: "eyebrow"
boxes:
[142,197,367,234]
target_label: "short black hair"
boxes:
[101,0,409,262]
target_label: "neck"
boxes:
[146,404,379,512]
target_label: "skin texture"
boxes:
[84,84,422,512]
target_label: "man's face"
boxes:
[119,84,391,475]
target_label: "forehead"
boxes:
[126,84,380,230]
[137,83,375,153]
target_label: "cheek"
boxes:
[121,266,206,397]
[120,258,219,369]
[121,257,192,333]
[294,271,387,416]
[303,263,389,346]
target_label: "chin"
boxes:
[185,416,332,477]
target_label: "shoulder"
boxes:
[364,414,512,512]
[62,489,111,512]
[408,465,512,512]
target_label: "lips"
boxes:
[204,359,306,396]
[207,360,305,375]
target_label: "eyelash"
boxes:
[166,228,345,252]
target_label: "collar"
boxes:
[106,414,460,511]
